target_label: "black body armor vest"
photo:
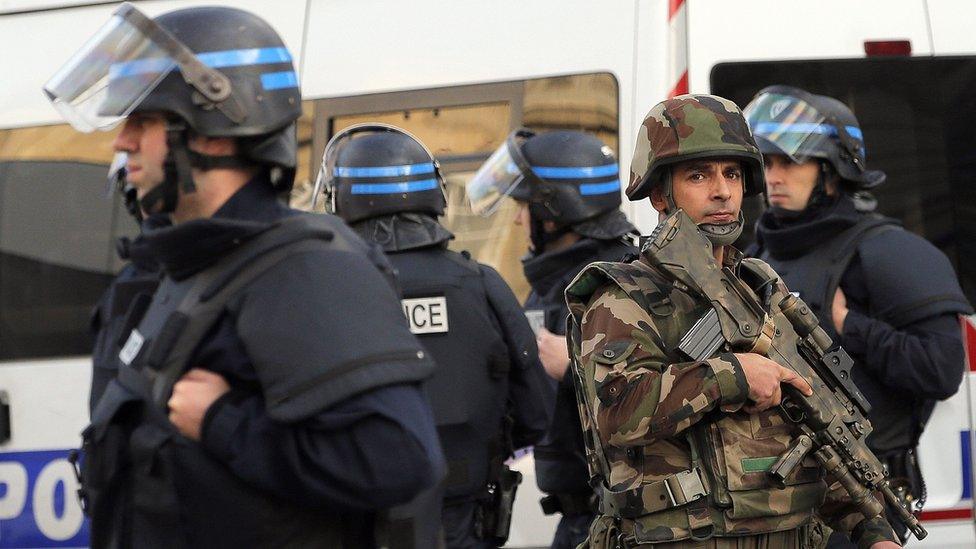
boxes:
[82,214,429,548]
[388,246,512,501]
[757,217,896,342]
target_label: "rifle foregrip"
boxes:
[814,446,884,521]
[882,484,928,540]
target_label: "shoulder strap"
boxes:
[822,218,899,316]
[566,317,615,491]
[144,219,335,408]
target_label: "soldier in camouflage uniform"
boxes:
[564,95,902,549]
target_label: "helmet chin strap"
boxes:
[136,119,250,216]
[529,212,571,254]
[137,121,195,215]
[698,211,744,246]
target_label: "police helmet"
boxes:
[313,124,446,224]
[468,129,624,225]
[44,3,302,211]
[745,85,885,190]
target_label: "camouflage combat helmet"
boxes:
[626,94,765,202]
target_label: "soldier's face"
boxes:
[112,112,168,199]
[764,154,821,211]
[652,159,743,225]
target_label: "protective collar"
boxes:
[350,213,454,253]
[755,194,860,260]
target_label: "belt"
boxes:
[600,467,709,519]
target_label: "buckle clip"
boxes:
[664,468,708,506]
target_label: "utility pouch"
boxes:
[78,380,142,514]
[127,418,184,547]
[77,377,147,547]
[475,466,523,545]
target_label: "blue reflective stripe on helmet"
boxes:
[335,162,435,178]
[579,180,621,195]
[197,47,292,68]
[753,122,863,141]
[260,71,298,90]
[350,179,439,194]
[531,164,619,179]
[109,47,293,80]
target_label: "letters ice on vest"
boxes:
[402,296,450,334]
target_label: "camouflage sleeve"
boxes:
[819,480,899,548]
[577,284,750,447]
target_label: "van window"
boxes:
[0,125,127,360]
[0,102,316,361]
[711,56,976,304]
[304,72,619,300]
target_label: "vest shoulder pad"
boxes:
[444,248,482,275]
[858,226,973,326]
[566,260,668,317]
[234,216,434,422]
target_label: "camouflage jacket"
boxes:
[565,249,897,548]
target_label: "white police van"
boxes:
[1,1,975,546]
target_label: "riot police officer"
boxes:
[46,5,443,547]
[315,124,552,548]
[744,86,972,544]
[468,129,637,549]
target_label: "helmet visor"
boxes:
[43,4,179,132]
[466,132,531,216]
[312,130,348,213]
[744,91,839,163]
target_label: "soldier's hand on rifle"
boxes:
[735,353,813,413]
[869,542,901,548]
[537,327,570,381]
[168,368,231,441]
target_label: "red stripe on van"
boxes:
[963,317,976,372]
[919,507,974,522]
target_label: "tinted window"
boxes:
[0,158,131,360]
[711,57,976,304]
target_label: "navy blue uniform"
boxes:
[353,213,551,549]
[751,194,972,544]
[88,178,444,547]
[522,236,636,549]
[89,217,168,412]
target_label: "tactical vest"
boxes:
[566,258,827,544]
[81,214,411,549]
[89,266,160,412]
[757,216,897,342]
[388,247,512,501]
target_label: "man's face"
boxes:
[512,199,533,247]
[651,159,744,224]
[111,112,169,199]
[764,154,821,211]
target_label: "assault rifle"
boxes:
[642,209,925,543]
